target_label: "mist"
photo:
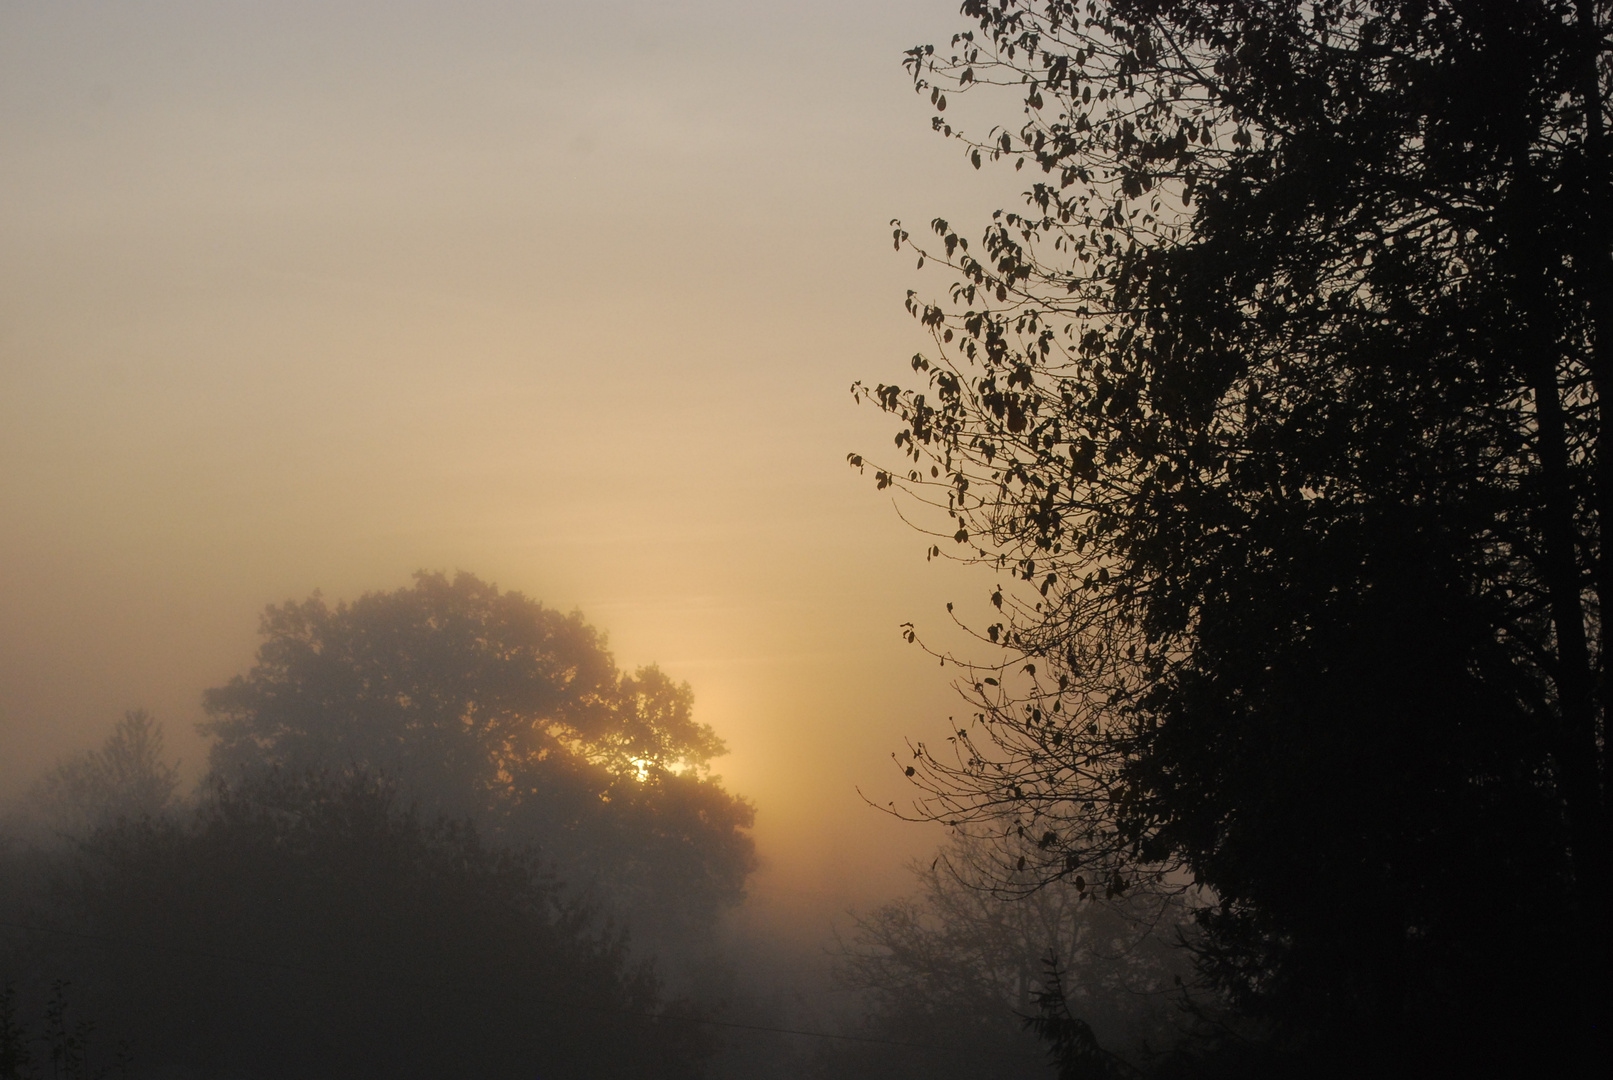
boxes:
[0,0,994,919]
[0,2,1099,1074]
[6,2,1607,1078]
[0,577,1175,1078]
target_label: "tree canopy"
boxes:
[202,571,755,940]
[858,2,1609,1074]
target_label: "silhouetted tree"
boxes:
[202,571,755,942]
[857,2,1609,1074]
[10,770,707,1080]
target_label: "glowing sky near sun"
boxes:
[0,0,1020,925]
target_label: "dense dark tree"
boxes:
[4,770,708,1080]
[857,2,1609,1074]
[203,571,755,942]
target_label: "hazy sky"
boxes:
[0,0,1017,924]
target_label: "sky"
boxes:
[0,0,1020,929]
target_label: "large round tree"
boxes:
[203,571,755,940]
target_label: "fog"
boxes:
[8,2,1596,1077]
[0,0,1010,919]
[0,2,1106,1074]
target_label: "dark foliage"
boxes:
[859,2,1610,1075]
[4,771,708,1080]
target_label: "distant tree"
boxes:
[857,1,1609,1074]
[201,571,755,940]
[18,769,707,1080]
[31,711,179,836]
[821,835,1188,1080]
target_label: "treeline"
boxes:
[4,766,702,1079]
[0,572,749,1079]
[0,574,1207,1080]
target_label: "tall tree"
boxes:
[203,571,755,941]
[858,2,1609,1073]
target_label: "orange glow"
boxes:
[0,0,1009,920]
